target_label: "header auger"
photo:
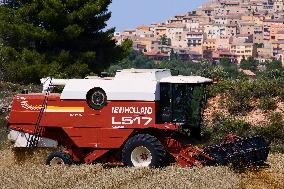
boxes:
[7,69,269,168]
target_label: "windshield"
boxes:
[159,83,207,128]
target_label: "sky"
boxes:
[107,0,208,32]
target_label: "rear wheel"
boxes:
[46,151,72,166]
[122,134,166,168]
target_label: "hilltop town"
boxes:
[114,0,284,67]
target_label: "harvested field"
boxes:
[0,143,283,189]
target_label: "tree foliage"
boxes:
[0,0,129,83]
[240,56,259,72]
[108,50,243,79]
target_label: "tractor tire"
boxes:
[86,88,107,110]
[122,134,167,168]
[46,151,72,166]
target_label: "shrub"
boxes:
[227,97,253,115]
[255,113,284,142]
[211,111,226,126]
[258,97,277,111]
[205,116,254,143]
[277,87,284,101]
[207,80,232,98]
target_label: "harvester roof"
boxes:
[160,75,212,84]
[42,69,212,101]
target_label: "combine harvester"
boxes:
[7,69,269,168]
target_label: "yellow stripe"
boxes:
[30,105,84,111]
[46,106,84,111]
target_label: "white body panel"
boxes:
[8,130,58,147]
[61,79,159,101]
[160,76,212,84]
[60,69,171,101]
[41,69,212,101]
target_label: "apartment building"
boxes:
[230,34,257,62]
[133,37,160,53]
[274,0,284,12]
[166,23,187,48]
[203,39,216,51]
[186,32,205,54]
[136,26,154,38]
[153,24,167,38]
[239,21,255,35]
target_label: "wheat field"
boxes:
[0,143,283,189]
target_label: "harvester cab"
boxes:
[7,69,269,168]
[158,79,210,138]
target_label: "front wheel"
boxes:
[122,134,166,168]
[46,151,72,166]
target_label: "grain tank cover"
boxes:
[160,76,212,84]
[60,69,172,101]
[48,69,212,101]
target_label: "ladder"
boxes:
[26,79,52,147]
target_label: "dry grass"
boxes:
[0,144,283,189]
[237,154,284,189]
[0,147,241,189]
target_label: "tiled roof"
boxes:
[166,23,186,28]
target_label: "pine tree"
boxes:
[0,0,128,83]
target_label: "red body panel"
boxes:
[8,93,220,167]
[9,94,178,149]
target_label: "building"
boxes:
[135,25,154,38]
[166,23,187,48]
[203,39,216,51]
[263,19,284,48]
[239,21,255,35]
[186,32,205,54]
[274,0,284,12]
[230,34,257,63]
[212,49,238,63]
[153,24,167,38]
[133,37,160,52]
[271,40,284,56]
[204,24,226,39]
[144,51,169,62]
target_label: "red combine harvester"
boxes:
[8,69,269,167]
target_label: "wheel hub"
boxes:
[92,91,105,106]
[131,146,152,167]
[50,157,64,166]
